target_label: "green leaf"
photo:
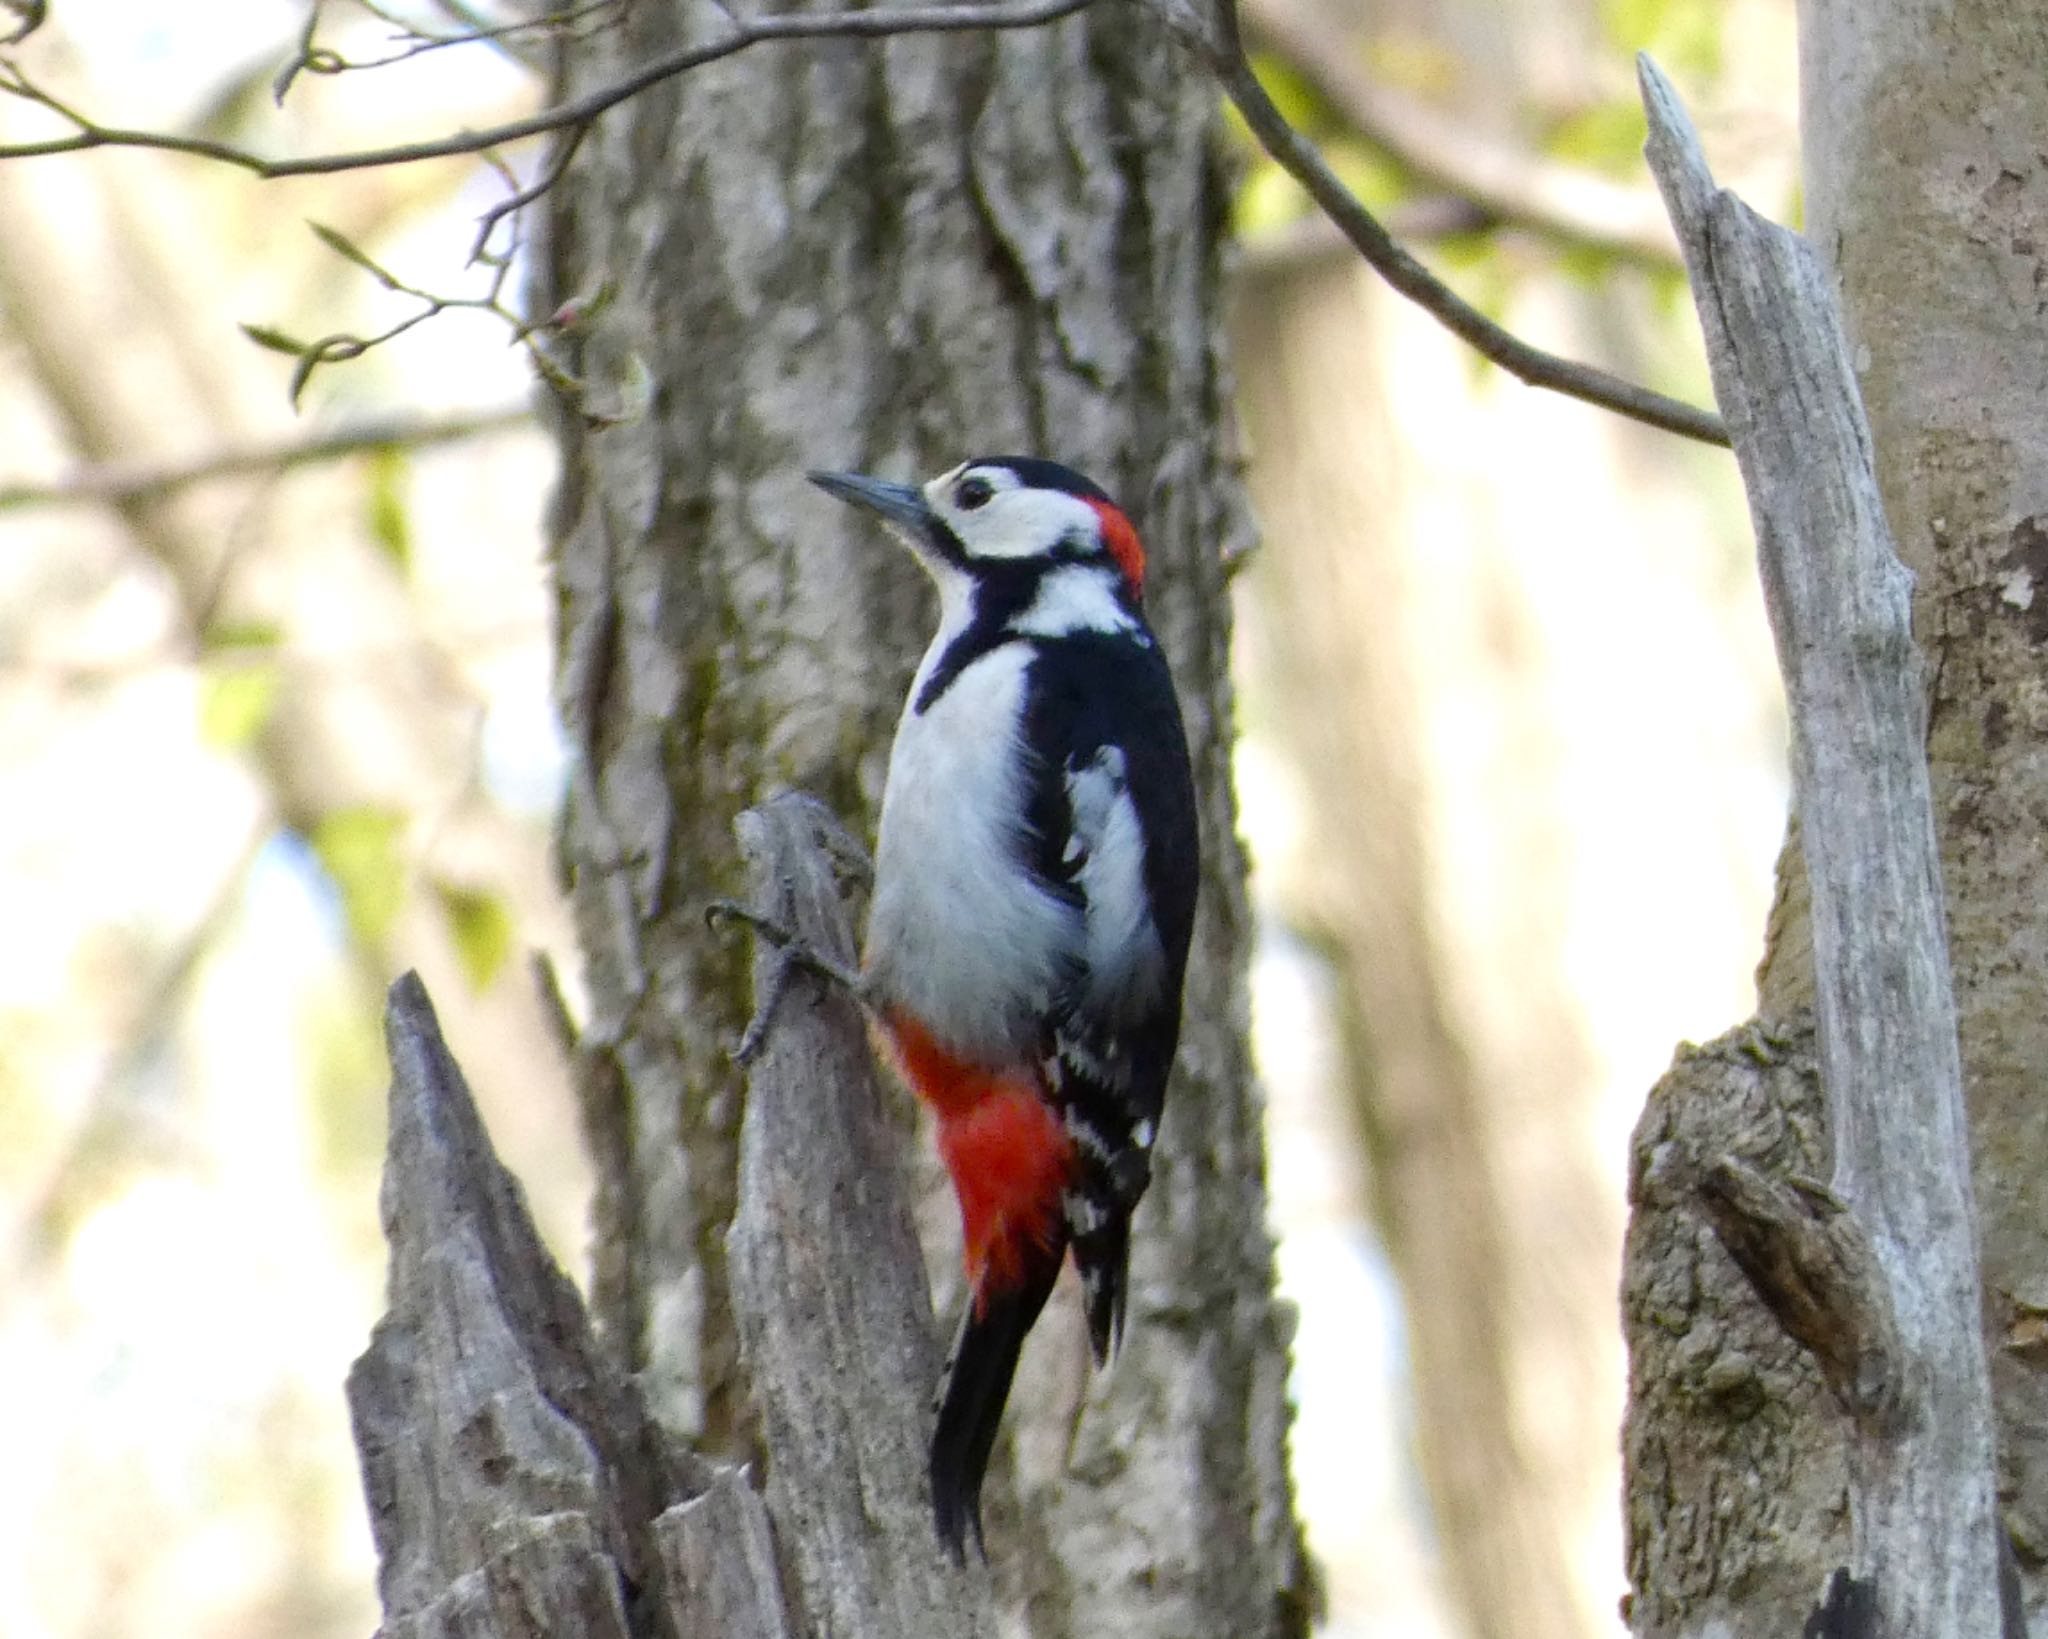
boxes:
[309,221,399,289]
[364,447,412,572]
[310,807,408,949]
[289,346,326,410]
[197,661,280,749]
[240,321,308,357]
[287,337,365,410]
[1555,241,1621,289]
[1598,0,1723,81]
[1324,139,1410,216]
[433,880,515,991]
[1234,162,1311,238]
[201,619,284,655]
[1244,51,1329,136]
[1544,100,1649,179]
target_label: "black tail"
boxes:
[1071,1212,1131,1365]
[930,1241,1063,1559]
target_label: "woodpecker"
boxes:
[809,456,1199,1557]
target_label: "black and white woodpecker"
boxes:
[809,456,1199,1557]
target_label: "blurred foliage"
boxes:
[198,658,284,750]
[1544,99,1650,178]
[1228,52,1418,238]
[433,879,515,991]
[1598,0,1724,81]
[366,448,414,572]
[310,807,410,949]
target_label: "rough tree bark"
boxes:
[1622,10,2048,1632]
[537,0,1306,1631]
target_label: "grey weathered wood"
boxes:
[1795,2,2048,1619]
[655,1472,794,1639]
[353,972,811,1639]
[725,792,999,1639]
[1637,56,2003,1638]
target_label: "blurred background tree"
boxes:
[0,1,1791,1636]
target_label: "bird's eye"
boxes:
[954,476,995,511]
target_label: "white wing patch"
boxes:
[1064,745,1165,1021]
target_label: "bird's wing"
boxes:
[1016,634,1199,1356]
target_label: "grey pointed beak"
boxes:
[808,470,934,535]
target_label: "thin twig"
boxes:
[1209,0,1727,445]
[300,0,617,75]
[0,404,533,511]
[471,121,588,263]
[0,0,1097,176]
[1,0,1726,446]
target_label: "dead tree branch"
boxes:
[350,972,711,1637]
[1191,0,1725,445]
[1638,53,2004,1637]
[353,798,998,1637]
[724,791,998,1637]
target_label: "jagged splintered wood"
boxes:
[350,972,719,1639]
[1636,55,2004,1639]
[349,794,999,1639]
[725,792,999,1637]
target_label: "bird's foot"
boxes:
[705,900,868,1063]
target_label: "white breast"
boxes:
[864,641,1076,1062]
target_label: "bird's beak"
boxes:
[808,470,935,540]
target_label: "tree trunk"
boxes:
[1622,6,2048,1631]
[1234,254,1613,1639]
[536,3,1306,1631]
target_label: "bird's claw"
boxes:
[705,898,868,1063]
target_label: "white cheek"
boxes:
[937,489,1103,561]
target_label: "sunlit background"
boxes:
[0,2,1793,1635]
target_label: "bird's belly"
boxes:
[864,648,1072,1063]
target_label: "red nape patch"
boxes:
[1087,497,1147,594]
[879,1012,1071,1300]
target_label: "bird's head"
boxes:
[809,457,1147,600]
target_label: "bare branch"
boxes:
[3,821,267,1278]
[1237,0,1682,270]
[3,0,1726,447]
[1202,0,1727,445]
[472,122,588,263]
[0,0,1096,176]
[0,404,532,511]
[283,0,616,83]
[1639,52,2003,1637]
